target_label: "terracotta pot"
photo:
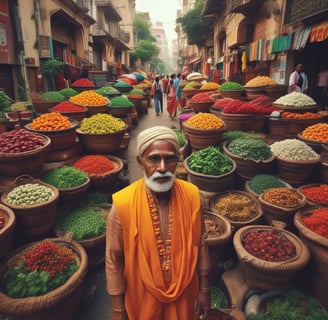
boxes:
[0,133,51,177]
[265,84,287,98]
[183,122,227,151]
[297,133,327,154]
[267,117,286,141]
[72,85,95,93]
[273,103,319,114]
[319,161,328,184]
[297,183,328,207]
[219,90,245,99]
[85,104,108,117]
[233,225,310,290]
[56,177,91,204]
[244,86,267,100]
[220,112,266,132]
[184,156,236,192]
[0,204,16,261]
[49,106,88,122]
[32,101,60,114]
[222,141,276,179]
[189,101,214,113]
[76,126,127,154]
[107,106,133,118]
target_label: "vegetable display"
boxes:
[4,239,78,298]
[69,90,108,106]
[187,146,233,176]
[248,174,287,195]
[227,138,272,161]
[57,207,106,240]
[185,113,225,129]
[43,166,89,189]
[261,187,304,208]
[302,207,328,239]
[58,88,78,98]
[200,82,220,90]
[29,112,72,131]
[109,96,134,107]
[300,123,328,142]
[10,101,30,112]
[242,229,296,262]
[0,90,13,118]
[0,129,46,153]
[174,130,186,147]
[5,183,55,206]
[270,139,319,161]
[79,113,126,134]
[212,192,259,222]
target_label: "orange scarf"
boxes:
[113,179,201,320]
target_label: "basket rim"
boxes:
[220,111,266,118]
[75,125,127,136]
[209,190,263,225]
[56,176,91,192]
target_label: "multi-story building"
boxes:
[0,0,135,100]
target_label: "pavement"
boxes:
[77,101,181,319]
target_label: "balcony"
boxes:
[228,0,263,16]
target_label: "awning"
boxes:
[292,26,312,50]
[271,34,293,54]
[309,21,328,43]
[187,57,201,65]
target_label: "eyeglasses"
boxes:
[142,154,179,167]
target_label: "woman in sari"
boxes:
[166,79,179,119]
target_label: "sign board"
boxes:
[39,35,51,58]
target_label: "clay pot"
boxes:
[219,90,245,99]
[265,84,287,98]
[219,112,266,132]
[32,101,60,114]
[49,106,88,122]
[189,101,214,113]
[107,106,133,118]
[85,104,108,117]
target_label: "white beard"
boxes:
[143,171,175,193]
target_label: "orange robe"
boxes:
[110,179,201,320]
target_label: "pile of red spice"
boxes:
[190,93,214,103]
[72,78,95,87]
[302,208,328,239]
[52,101,86,113]
[300,184,328,205]
[73,155,116,175]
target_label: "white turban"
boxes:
[136,126,179,156]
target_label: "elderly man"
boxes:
[106,126,210,320]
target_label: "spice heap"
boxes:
[0,129,47,153]
[242,229,296,262]
[58,88,78,98]
[212,192,259,222]
[270,139,319,161]
[109,96,134,107]
[34,91,66,102]
[248,174,287,195]
[57,207,106,240]
[281,111,322,119]
[185,113,225,129]
[299,184,328,205]
[187,146,233,176]
[261,187,304,208]
[5,183,55,206]
[73,155,116,176]
[227,138,272,161]
[69,90,108,106]
[29,112,72,131]
[222,99,277,114]
[219,81,244,91]
[300,123,328,142]
[51,101,86,113]
[244,76,277,87]
[4,239,78,298]
[96,86,120,95]
[43,166,89,189]
[190,92,214,103]
[200,82,220,90]
[79,114,126,134]
[72,78,95,87]
[204,215,225,237]
[274,92,316,107]
[302,207,328,239]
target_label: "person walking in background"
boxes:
[288,63,309,93]
[106,126,211,320]
[162,75,169,109]
[150,76,163,116]
[173,73,182,110]
[314,64,328,109]
[166,79,179,119]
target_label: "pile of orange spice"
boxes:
[73,155,115,175]
[302,207,328,239]
[300,123,328,142]
[300,184,328,205]
[29,112,71,130]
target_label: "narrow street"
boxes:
[77,101,180,320]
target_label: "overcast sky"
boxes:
[135,0,182,50]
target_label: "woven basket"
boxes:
[57,177,91,203]
[233,225,310,290]
[0,237,88,320]
[209,190,263,232]
[0,175,59,240]
[0,204,16,261]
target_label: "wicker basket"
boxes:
[233,225,310,290]
[0,204,16,261]
[0,175,59,240]
[0,237,88,320]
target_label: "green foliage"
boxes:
[135,13,156,42]
[0,90,13,118]
[176,0,213,46]
[40,59,65,76]
[132,40,158,64]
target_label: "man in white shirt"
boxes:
[289,64,309,94]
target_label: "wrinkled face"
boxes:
[137,140,179,193]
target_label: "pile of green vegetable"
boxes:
[174,130,187,147]
[248,174,287,195]
[58,88,78,98]
[79,113,126,134]
[219,81,244,91]
[187,146,233,176]
[42,166,89,189]
[0,90,13,119]
[109,96,133,108]
[57,206,107,240]
[39,91,66,102]
[227,138,272,161]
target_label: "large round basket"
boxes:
[183,156,236,192]
[25,119,79,151]
[297,133,327,154]
[49,106,88,122]
[294,206,328,284]
[222,141,276,179]
[107,106,133,118]
[32,101,60,114]
[0,133,51,177]
[219,90,245,99]
[265,84,287,98]
[244,178,292,198]
[203,212,232,272]
[182,122,226,151]
[273,103,319,114]
[258,189,306,229]
[319,161,328,184]
[56,177,91,204]
[233,225,310,290]
[76,126,127,154]
[209,190,263,232]
[0,175,59,240]
[0,204,16,261]
[189,101,214,113]
[244,86,267,100]
[72,85,95,93]
[219,112,266,132]
[86,155,124,190]
[274,156,320,187]
[85,104,108,117]
[0,237,88,320]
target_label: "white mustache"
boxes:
[151,172,174,180]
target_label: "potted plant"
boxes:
[40,59,65,91]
